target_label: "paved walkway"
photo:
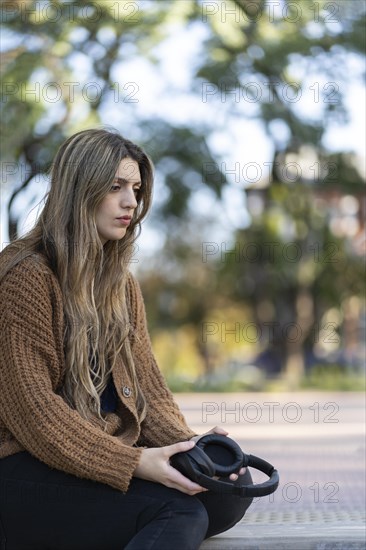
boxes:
[174,392,366,549]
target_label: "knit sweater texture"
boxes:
[0,251,196,493]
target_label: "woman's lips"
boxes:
[116,217,131,226]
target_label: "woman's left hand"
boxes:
[190,425,246,481]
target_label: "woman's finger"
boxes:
[167,466,208,494]
[211,426,229,436]
[229,467,246,481]
[191,425,229,443]
[165,440,195,458]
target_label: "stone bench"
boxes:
[201,513,365,549]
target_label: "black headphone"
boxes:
[170,434,279,498]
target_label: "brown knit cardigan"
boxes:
[0,252,196,493]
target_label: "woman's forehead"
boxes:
[115,158,141,182]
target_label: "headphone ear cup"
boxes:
[189,446,216,477]
[171,446,216,481]
[197,435,244,477]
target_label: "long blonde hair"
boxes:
[0,128,153,424]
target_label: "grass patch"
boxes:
[300,364,365,391]
[167,364,366,392]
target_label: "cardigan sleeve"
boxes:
[0,258,142,493]
[127,273,197,447]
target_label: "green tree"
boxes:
[1,0,365,386]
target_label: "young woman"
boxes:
[0,128,253,550]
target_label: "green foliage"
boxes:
[1,0,365,388]
[167,364,366,392]
[300,364,366,391]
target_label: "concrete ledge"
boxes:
[176,392,366,550]
[200,522,366,550]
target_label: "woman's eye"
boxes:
[111,185,120,192]
[134,187,141,196]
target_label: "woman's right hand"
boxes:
[133,440,208,496]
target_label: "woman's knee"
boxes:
[176,498,209,548]
[196,468,254,539]
[191,497,209,530]
[133,494,209,550]
[170,495,209,533]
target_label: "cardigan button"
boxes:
[123,386,132,398]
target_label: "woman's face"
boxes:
[95,157,141,245]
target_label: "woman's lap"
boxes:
[0,451,253,549]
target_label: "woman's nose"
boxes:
[121,187,138,209]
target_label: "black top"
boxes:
[100,375,118,413]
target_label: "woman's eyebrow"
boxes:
[114,176,141,186]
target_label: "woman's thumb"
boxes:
[167,440,195,457]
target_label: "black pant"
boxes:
[0,451,253,550]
